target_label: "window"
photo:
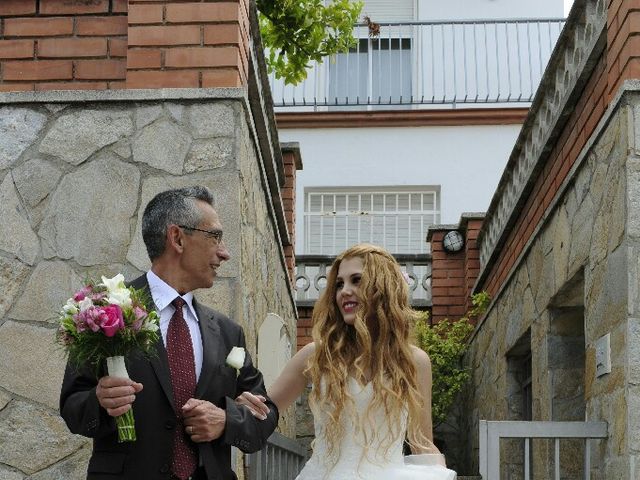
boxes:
[304,186,440,255]
[329,37,412,105]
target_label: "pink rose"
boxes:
[100,305,124,337]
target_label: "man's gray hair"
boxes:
[142,186,214,260]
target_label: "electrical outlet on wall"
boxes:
[595,333,611,378]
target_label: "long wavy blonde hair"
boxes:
[306,244,431,464]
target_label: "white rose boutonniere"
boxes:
[226,346,245,372]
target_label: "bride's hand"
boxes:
[235,391,269,420]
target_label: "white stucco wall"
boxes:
[279,123,522,254]
[417,0,564,20]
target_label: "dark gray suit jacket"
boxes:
[60,274,279,479]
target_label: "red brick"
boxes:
[35,81,108,90]
[297,318,312,329]
[112,0,128,13]
[202,68,243,88]
[38,38,108,58]
[436,278,465,287]
[40,0,109,15]
[108,81,127,89]
[203,24,242,45]
[431,287,449,297]
[0,0,37,16]
[127,49,162,69]
[75,59,126,80]
[126,70,200,88]
[0,40,34,59]
[165,3,239,23]
[128,26,201,46]
[76,16,128,36]
[0,83,34,92]
[165,47,238,68]
[3,60,72,81]
[109,38,128,57]
[128,4,164,24]
[4,17,74,37]
[448,287,465,297]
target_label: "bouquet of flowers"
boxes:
[56,274,160,442]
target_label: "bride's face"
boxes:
[335,256,364,325]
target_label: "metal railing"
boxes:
[246,432,308,480]
[269,18,565,110]
[478,420,608,480]
[295,253,431,307]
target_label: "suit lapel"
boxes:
[194,300,222,398]
[128,274,175,409]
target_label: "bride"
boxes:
[238,244,456,480]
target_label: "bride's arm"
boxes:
[411,346,442,457]
[236,342,315,415]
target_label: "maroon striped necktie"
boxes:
[166,297,198,480]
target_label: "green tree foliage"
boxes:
[414,292,491,427]
[257,0,363,85]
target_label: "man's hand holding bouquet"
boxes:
[56,274,159,442]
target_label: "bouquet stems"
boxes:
[106,356,137,442]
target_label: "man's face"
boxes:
[179,201,230,291]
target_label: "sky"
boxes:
[564,0,574,16]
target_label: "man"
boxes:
[60,186,278,479]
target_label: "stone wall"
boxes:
[0,88,297,478]
[460,88,640,478]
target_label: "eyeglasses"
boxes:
[178,225,224,244]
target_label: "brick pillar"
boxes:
[430,230,466,324]
[127,0,250,89]
[297,306,314,350]
[463,218,483,313]
[429,213,484,324]
[280,143,303,287]
[607,0,640,100]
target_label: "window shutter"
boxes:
[359,0,414,22]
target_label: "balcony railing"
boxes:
[479,420,608,480]
[270,18,565,110]
[295,253,431,307]
[246,432,308,480]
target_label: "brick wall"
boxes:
[281,144,302,287]
[0,0,249,91]
[297,306,313,350]
[607,0,640,100]
[430,231,466,324]
[463,219,482,313]
[0,0,127,91]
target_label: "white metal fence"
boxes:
[478,420,608,480]
[270,18,565,110]
[246,432,308,480]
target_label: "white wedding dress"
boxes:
[295,378,457,480]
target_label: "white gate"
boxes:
[478,420,608,480]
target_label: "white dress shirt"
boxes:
[146,270,203,382]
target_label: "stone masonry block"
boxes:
[0,321,68,410]
[38,156,140,265]
[0,398,85,474]
[9,260,82,323]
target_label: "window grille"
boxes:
[304,187,440,255]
